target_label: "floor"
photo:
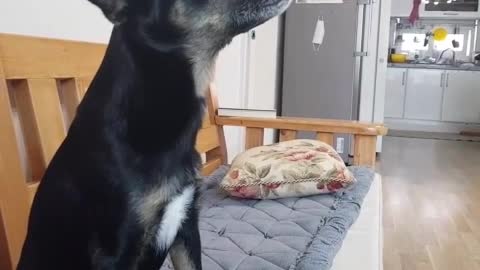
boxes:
[388,130,480,143]
[378,136,480,270]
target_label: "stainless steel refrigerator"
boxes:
[281,0,373,163]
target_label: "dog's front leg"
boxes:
[136,242,169,270]
[169,213,202,270]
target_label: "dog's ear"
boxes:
[89,0,128,24]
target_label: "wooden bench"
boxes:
[0,34,387,270]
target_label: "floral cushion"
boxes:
[220,139,356,199]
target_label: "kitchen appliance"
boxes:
[282,0,376,162]
[421,0,480,19]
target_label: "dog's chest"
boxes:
[155,185,195,250]
[135,185,195,251]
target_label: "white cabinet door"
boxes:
[442,71,480,123]
[391,1,413,17]
[404,69,445,121]
[385,68,407,118]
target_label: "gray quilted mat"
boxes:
[161,166,374,270]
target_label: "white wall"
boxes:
[0,0,112,43]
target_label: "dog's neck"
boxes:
[77,27,215,154]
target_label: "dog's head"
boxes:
[89,0,291,51]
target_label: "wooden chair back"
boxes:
[0,34,226,270]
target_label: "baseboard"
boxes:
[385,118,480,133]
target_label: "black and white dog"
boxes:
[17,0,291,269]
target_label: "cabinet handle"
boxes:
[440,73,445,87]
[402,71,406,86]
[446,73,449,88]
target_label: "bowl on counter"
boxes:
[390,53,408,63]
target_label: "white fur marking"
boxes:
[155,185,195,251]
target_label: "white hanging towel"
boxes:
[312,18,325,51]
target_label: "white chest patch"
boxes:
[155,185,195,251]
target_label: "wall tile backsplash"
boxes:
[390,18,479,63]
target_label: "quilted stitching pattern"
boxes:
[161,166,374,270]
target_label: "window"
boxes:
[433,34,464,51]
[401,33,428,52]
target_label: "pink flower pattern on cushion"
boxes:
[265,183,281,190]
[229,169,240,181]
[285,150,318,161]
[231,186,260,199]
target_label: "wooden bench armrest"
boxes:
[215,115,388,167]
[215,116,388,136]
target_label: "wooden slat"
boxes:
[58,79,82,128]
[26,79,66,163]
[206,84,227,163]
[75,76,93,100]
[316,132,334,146]
[0,76,30,270]
[245,127,264,150]
[0,209,13,270]
[206,147,223,162]
[15,79,66,169]
[11,80,45,182]
[216,115,388,136]
[0,34,106,79]
[279,129,297,142]
[27,182,40,205]
[201,116,212,129]
[202,158,222,176]
[196,126,220,154]
[353,135,377,167]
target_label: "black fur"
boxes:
[17,0,291,269]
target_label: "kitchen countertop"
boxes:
[388,63,480,71]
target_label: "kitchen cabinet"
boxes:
[391,1,413,17]
[385,68,407,118]
[442,71,480,123]
[391,0,480,18]
[404,69,444,121]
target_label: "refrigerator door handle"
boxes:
[357,0,373,56]
[354,51,368,57]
